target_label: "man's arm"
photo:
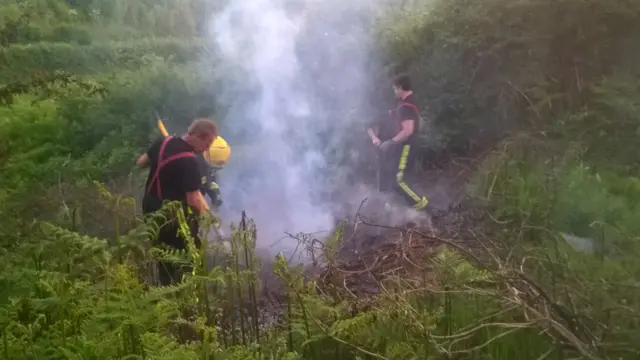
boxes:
[136,138,162,168]
[182,157,210,215]
[367,116,381,145]
[186,191,210,215]
[136,153,150,168]
[379,106,419,152]
[367,127,379,139]
[392,105,418,142]
[392,119,415,143]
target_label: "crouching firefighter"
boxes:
[198,136,231,210]
[367,74,429,210]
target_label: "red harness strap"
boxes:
[146,136,195,199]
[399,102,419,116]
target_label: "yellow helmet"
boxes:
[204,136,231,168]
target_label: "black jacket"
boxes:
[195,155,222,206]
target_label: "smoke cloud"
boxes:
[208,0,399,258]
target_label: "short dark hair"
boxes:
[188,118,218,139]
[392,74,412,91]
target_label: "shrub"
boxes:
[0,60,221,227]
[0,38,207,83]
[376,0,640,153]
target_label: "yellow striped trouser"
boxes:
[396,144,429,210]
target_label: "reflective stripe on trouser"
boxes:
[396,144,429,210]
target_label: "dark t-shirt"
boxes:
[375,94,420,145]
[142,136,200,214]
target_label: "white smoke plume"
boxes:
[208,0,401,258]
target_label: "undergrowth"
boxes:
[6,181,637,359]
[468,73,640,360]
[0,182,570,360]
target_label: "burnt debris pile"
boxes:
[311,200,481,299]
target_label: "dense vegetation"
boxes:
[1,0,640,359]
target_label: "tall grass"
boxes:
[0,183,587,360]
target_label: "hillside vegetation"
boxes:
[1,0,640,359]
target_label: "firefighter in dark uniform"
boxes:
[367,74,429,210]
[197,138,229,209]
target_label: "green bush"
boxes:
[0,195,557,359]
[0,60,221,226]
[471,72,640,240]
[377,0,640,153]
[0,0,210,45]
[47,23,93,45]
[467,72,640,359]
[0,38,207,83]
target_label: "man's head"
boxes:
[184,118,218,154]
[392,73,412,99]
